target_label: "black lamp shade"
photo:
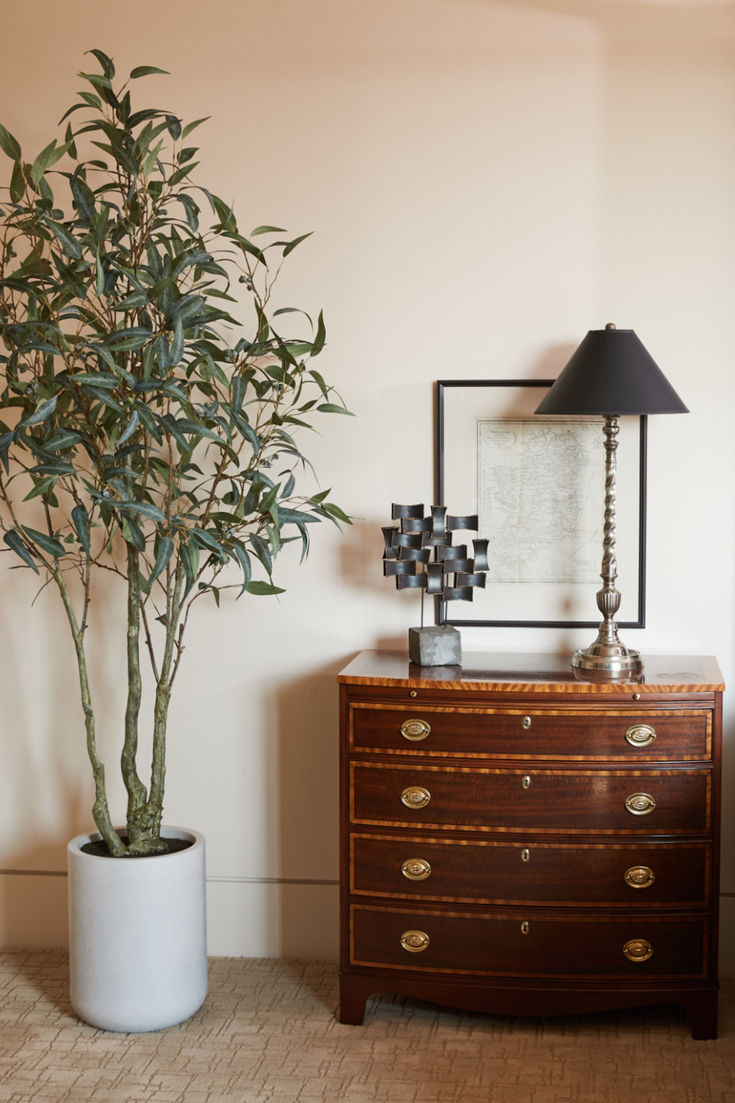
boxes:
[535,327,688,416]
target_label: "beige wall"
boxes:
[1,0,734,971]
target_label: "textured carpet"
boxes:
[0,952,733,1102]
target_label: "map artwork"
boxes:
[477,418,603,585]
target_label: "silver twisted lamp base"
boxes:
[572,415,643,682]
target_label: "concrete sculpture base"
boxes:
[408,625,461,666]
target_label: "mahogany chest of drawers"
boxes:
[338,650,724,1038]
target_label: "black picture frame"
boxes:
[435,379,647,629]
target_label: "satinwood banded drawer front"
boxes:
[350,834,711,907]
[349,704,711,761]
[350,761,711,834]
[350,904,708,978]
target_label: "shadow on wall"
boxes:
[0,567,90,953]
[478,0,735,38]
[0,790,73,1010]
[338,518,385,594]
[0,866,69,952]
[0,558,136,953]
[274,657,352,960]
[267,519,426,960]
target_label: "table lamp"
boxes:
[535,323,687,680]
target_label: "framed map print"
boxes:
[435,379,647,628]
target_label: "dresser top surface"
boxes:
[338,650,724,695]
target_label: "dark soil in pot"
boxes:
[80,836,193,858]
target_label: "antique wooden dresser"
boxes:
[338,650,724,1038]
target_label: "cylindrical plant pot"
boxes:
[67,826,207,1032]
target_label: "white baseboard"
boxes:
[2,870,732,980]
[0,870,340,959]
[205,879,339,958]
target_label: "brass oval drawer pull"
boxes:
[625,792,656,816]
[522,716,532,730]
[625,865,655,890]
[625,723,657,749]
[623,938,654,963]
[401,858,432,881]
[521,775,531,790]
[521,848,531,863]
[401,786,431,810]
[401,929,430,953]
[400,718,431,742]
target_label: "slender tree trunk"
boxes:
[125,563,184,855]
[146,565,185,834]
[53,567,125,856]
[122,543,148,848]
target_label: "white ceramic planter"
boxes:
[67,826,207,1032]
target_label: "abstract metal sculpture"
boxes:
[382,503,489,665]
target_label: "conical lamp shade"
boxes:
[535,327,688,416]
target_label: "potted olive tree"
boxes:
[0,50,350,1031]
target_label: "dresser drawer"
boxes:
[350,762,711,834]
[349,703,711,761]
[350,834,711,907]
[350,904,708,978]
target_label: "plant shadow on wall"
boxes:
[0,46,352,990]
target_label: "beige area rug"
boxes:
[0,952,732,1102]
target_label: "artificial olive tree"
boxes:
[0,50,350,856]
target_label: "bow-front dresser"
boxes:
[338,651,724,1038]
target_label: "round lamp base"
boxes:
[571,643,643,683]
